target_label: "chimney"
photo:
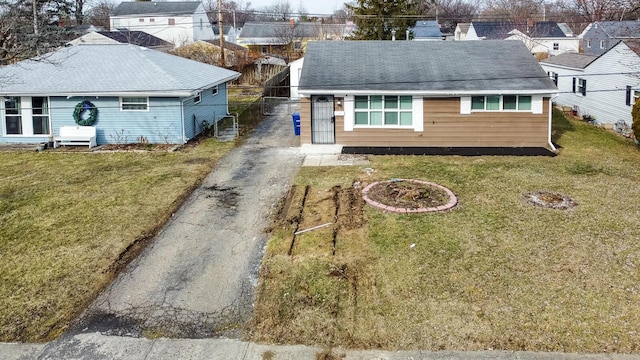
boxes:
[290,18,295,29]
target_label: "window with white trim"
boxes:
[150,18,155,23]
[553,43,559,50]
[471,95,532,111]
[634,90,640,104]
[354,95,412,126]
[4,96,22,134]
[168,18,175,25]
[2,96,50,136]
[139,18,144,22]
[547,71,558,85]
[586,39,591,48]
[32,97,49,135]
[212,85,218,96]
[293,41,302,51]
[574,77,587,96]
[120,97,148,111]
[193,92,201,104]
[600,40,605,49]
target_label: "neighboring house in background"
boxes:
[506,22,579,56]
[297,41,557,151]
[411,20,443,41]
[557,23,574,37]
[464,21,578,56]
[237,21,354,60]
[213,24,240,43]
[454,23,470,40]
[581,21,640,56]
[465,21,514,40]
[540,40,640,127]
[289,57,304,100]
[110,1,214,47]
[170,39,249,68]
[68,31,173,50]
[0,44,240,145]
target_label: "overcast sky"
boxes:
[249,0,345,16]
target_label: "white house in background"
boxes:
[540,40,640,127]
[289,57,304,100]
[506,29,579,56]
[110,1,214,47]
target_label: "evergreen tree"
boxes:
[346,0,429,40]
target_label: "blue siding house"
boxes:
[581,21,640,56]
[0,44,239,145]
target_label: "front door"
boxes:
[311,95,335,144]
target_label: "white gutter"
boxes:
[298,89,557,96]
[548,95,558,152]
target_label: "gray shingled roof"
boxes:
[411,20,442,39]
[299,41,556,93]
[600,21,640,38]
[112,1,201,17]
[97,31,172,48]
[0,44,240,96]
[471,22,514,39]
[540,53,598,69]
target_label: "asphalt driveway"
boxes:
[75,102,303,338]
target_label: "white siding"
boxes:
[289,58,304,100]
[541,42,640,125]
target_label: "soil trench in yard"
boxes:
[280,184,366,257]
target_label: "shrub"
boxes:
[632,98,640,141]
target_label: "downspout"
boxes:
[180,98,186,144]
[548,95,558,152]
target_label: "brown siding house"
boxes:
[298,41,558,152]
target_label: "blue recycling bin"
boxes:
[292,112,301,136]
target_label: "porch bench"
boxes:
[54,126,97,148]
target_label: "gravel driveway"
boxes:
[75,103,303,338]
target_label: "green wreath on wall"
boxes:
[73,100,98,126]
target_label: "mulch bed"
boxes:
[365,180,450,210]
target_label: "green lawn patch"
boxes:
[251,109,640,353]
[0,138,234,342]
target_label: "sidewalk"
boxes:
[3,334,640,360]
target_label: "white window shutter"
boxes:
[343,95,354,132]
[413,96,423,132]
[532,95,543,114]
[460,96,471,114]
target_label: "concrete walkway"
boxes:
[2,106,640,359]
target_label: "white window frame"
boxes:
[120,96,149,111]
[600,40,605,49]
[2,96,51,136]
[139,18,144,23]
[344,95,423,132]
[553,43,559,50]
[633,90,640,105]
[212,85,219,96]
[577,78,587,96]
[168,18,175,26]
[193,91,201,104]
[293,41,302,51]
[470,95,533,112]
[586,39,591,48]
[548,71,558,85]
[150,18,155,23]
[353,95,414,128]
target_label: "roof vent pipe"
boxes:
[392,29,396,41]
[406,29,410,40]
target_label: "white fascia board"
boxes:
[540,63,586,72]
[298,89,557,96]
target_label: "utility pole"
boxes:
[218,0,225,66]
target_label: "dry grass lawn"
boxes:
[250,110,640,353]
[0,138,234,342]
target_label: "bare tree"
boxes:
[556,0,640,22]
[260,0,293,21]
[434,0,479,33]
[85,0,116,29]
[481,0,546,23]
